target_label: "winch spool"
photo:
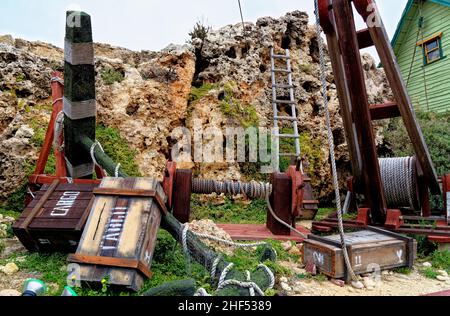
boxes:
[192,179,272,200]
[379,156,420,211]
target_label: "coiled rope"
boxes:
[314,0,359,284]
[182,224,275,296]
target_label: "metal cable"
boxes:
[192,179,272,200]
[313,0,358,283]
[380,157,419,211]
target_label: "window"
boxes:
[417,33,444,65]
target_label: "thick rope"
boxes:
[314,0,358,283]
[182,224,274,296]
[51,77,64,86]
[53,111,65,151]
[90,140,108,176]
[114,163,122,178]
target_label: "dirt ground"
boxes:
[295,269,450,296]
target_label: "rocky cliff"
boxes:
[0,11,391,206]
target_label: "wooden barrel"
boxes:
[68,177,167,292]
[13,180,97,252]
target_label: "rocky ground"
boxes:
[276,237,450,297]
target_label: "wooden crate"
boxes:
[13,180,97,252]
[303,227,416,279]
[68,177,167,292]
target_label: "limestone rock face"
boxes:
[0,10,391,205]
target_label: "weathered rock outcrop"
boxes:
[0,10,391,205]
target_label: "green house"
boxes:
[392,0,450,113]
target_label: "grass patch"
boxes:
[279,129,323,177]
[422,267,439,279]
[101,68,125,85]
[219,83,259,129]
[95,125,141,177]
[394,267,413,275]
[315,208,335,221]
[188,83,216,104]
[430,250,450,273]
[2,253,68,296]
[299,63,313,75]
[191,195,267,224]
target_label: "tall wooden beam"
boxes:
[63,11,96,179]
[355,0,441,195]
[332,0,387,224]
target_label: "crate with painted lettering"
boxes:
[68,177,167,292]
[303,227,417,280]
[13,180,97,253]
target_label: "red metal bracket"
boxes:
[356,208,370,226]
[443,175,450,220]
[318,0,334,34]
[385,209,403,230]
[353,0,375,22]
[287,165,305,218]
[162,161,177,208]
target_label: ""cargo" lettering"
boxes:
[51,191,80,217]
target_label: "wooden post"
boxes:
[172,170,193,223]
[63,11,96,179]
[51,72,68,178]
[267,173,292,236]
[332,0,387,224]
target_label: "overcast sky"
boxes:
[0,0,408,58]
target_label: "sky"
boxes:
[0,0,408,59]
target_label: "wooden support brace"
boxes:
[332,0,387,224]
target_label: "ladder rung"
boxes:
[275,134,300,139]
[272,84,294,89]
[271,54,290,59]
[273,100,296,105]
[272,69,291,73]
[274,116,297,121]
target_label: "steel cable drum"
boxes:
[379,157,421,211]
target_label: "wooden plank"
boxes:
[217,224,308,243]
[369,102,401,120]
[325,22,363,185]
[332,0,387,224]
[366,3,440,194]
[19,180,59,230]
[357,28,374,49]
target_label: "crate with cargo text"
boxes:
[12,181,98,253]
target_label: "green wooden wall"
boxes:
[394,1,450,113]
